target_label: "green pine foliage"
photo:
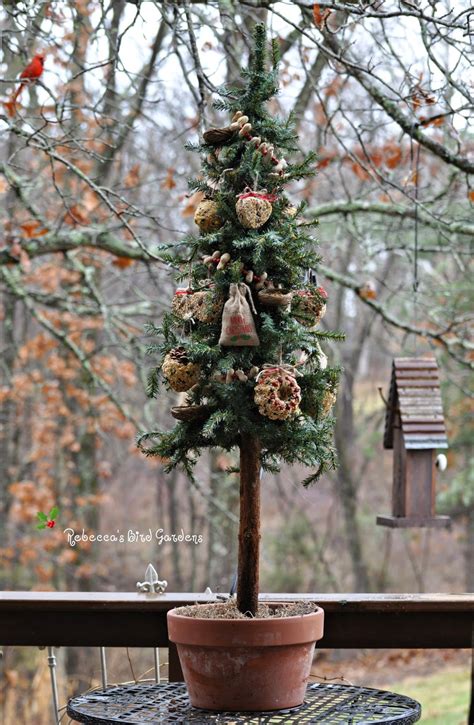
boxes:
[138,25,343,484]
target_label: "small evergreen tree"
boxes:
[139,25,342,616]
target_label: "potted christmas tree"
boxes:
[139,25,342,713]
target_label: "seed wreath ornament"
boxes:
[254,365,302,421]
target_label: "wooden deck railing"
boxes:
[1,592,473,720]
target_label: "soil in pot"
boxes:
[167,600,324,712]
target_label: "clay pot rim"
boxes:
[167,604,324,647]
[169,602,322,620]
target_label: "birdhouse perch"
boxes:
[377,356,450,529]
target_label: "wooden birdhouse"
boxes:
[377,356,450,529]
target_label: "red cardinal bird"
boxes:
[5,53,45,116]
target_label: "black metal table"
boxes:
[67,681,421,724]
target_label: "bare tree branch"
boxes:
[320,29,474,175]
[319,263,474,369]
[307,200,474,238]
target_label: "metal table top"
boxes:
[67,681,421,724]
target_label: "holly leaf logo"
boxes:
[36,508,58,531]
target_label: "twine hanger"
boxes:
[235,282,258,314]
[255,363,302,382]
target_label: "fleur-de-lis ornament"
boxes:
[136,564,167,594]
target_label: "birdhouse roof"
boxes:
[384,356,448,450]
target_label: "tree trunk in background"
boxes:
[335,372,371,591]
[65,425,99,694]
[220,471,239,591]
[466,508,474,592]
[331,251,396,591]
[331,237,372,591]
[0,294,16,562]
[0,123,23,568]
[206,456,216,586]
[206,451,239,593]
[237,435,261,616]
[188,483,198,590]
[164,468,183,589]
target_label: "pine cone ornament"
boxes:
[162,348,201,392]
[236,189,275,229]
[194,199,223,233]
[254,368,301,420]
[291,287,328,328]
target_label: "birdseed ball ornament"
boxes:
[219,283,260,346]
[300,384,336,420]
[236,188,276,229]
[172,286,224,324]
[321,388,337,417]
[194,199,223,233]
[190,288,224,323]
[171,288,194,319]
[254,366,302,421]
[291,286,328,328]
[162,347,201,392]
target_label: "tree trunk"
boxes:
[0,294,16,558]
[466,506,474,593]
[334,369,371,591]
[164,469,184,589]
[236,434,261,616]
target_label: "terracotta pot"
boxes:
[167,604,324,711]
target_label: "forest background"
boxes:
[0,1,472,722]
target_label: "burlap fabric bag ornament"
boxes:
[254,366,301,420]
[219,283,259,346]
[162,348,201,392]
[236,188,276,229]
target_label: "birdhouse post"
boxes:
[377,356,450,528]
